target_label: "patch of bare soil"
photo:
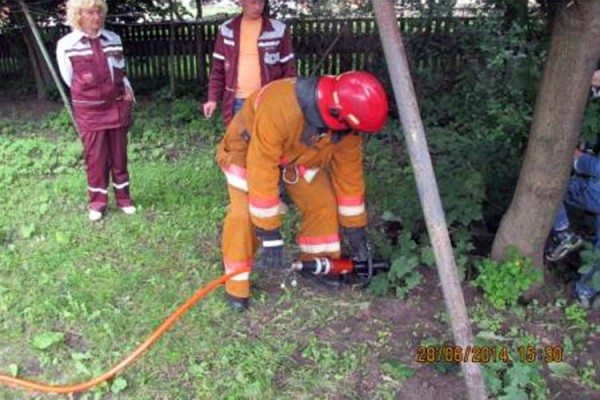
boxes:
[254,265,599,399]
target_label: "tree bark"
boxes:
[168,0,175,96]
[492,1,600,268]
[195,0,207,87]
[18,14,52,100]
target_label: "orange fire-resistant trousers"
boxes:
[223,169,342,299]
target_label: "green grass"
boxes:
[1,100,599,399]
[0,104,401,400]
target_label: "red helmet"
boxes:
[316,71,388,133]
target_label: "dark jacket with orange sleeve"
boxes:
[207,15,296,126]
[216,78,367,230]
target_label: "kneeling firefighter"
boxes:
[216,71,389,310]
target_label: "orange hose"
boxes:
[0,268,250,394]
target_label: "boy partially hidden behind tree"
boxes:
[545,69,600,308]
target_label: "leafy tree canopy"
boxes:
[0,0,192,28]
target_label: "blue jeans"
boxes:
[233,98,245,116]
[553,175,600,295]
[553,176,600,247]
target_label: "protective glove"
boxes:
[343,227,369,262]
[256,228,285,269]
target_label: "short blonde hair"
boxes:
[66,0,108,30]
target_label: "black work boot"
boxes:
[224,293,249,312]
[545,228,583,262]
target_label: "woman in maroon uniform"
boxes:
[56,0,135,221]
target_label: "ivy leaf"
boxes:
[111,377,128,394]
[404,272,423,289]
[390,255,419,279]
[482,367,503,396]
[74,361,91,376]
[32,332,64,350]
[367,274,389,295]
[506,363,534,388]
[419,246,436,267]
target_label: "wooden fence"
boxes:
[0,16,478,86]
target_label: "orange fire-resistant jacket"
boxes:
[216,78,367,231]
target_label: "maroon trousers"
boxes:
[80,127,133,211]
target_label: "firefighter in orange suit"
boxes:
[216,71,389,310]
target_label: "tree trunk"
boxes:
[492,1,600,268]
[168,0,175,96]
[195,0,203,19]
[195,0,207,87]
[20,16,52,100]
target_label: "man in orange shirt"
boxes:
[216,72,389,310]
[203,0,296,126]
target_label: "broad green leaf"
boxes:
[111,377,128,394]
[32,332,64,350]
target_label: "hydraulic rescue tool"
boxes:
[290,254,390,284]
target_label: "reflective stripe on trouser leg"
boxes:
[222,185,259,298]
[81,130,110,211]
[286,171,341,261]
[108,126,133,208]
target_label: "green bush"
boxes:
[472,247,543,309]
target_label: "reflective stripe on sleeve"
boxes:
[279,53,295,63]
[222,165,248,192]
[66,49,93,57]
[102,45,123,53]
[258,40,280,47]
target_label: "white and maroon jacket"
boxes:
[207,15,296,125]
[56,28,133,133]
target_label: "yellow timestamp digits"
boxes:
[516,345,564,363]
[416,345,510,364]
